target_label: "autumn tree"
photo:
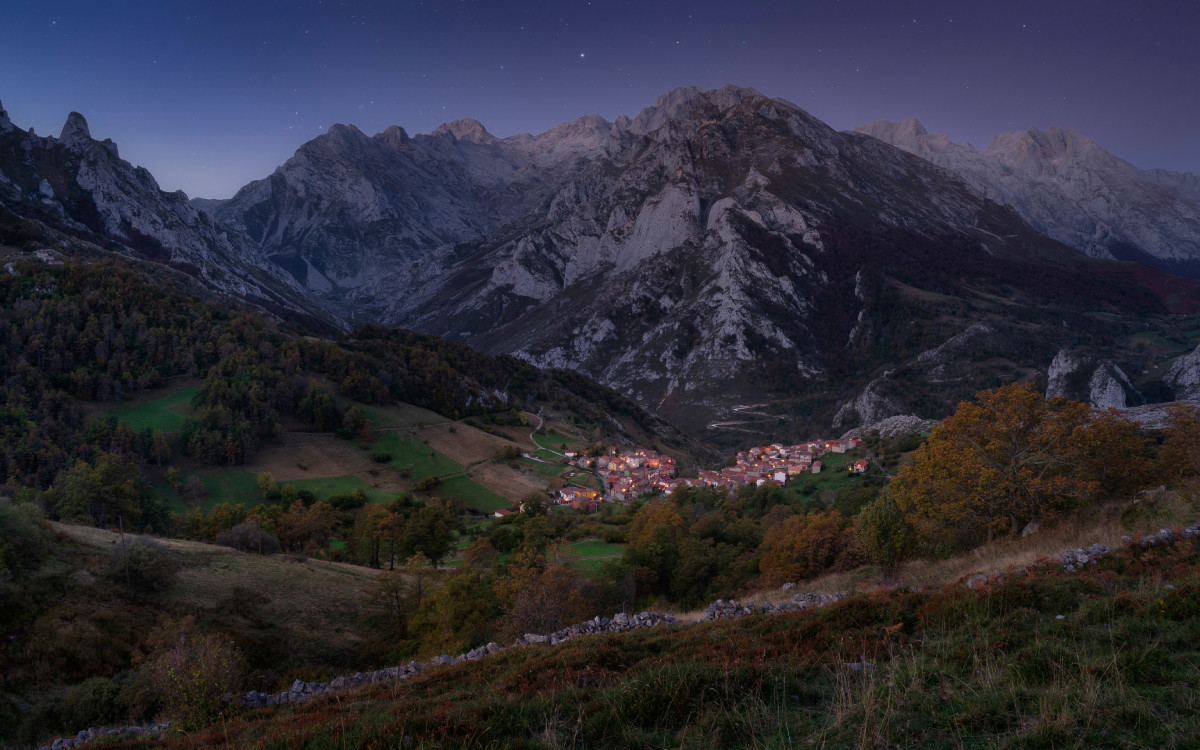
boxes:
[1159,402,1200,479]
[890,382,1098,552]
[623,501,687,595]
[1069,408,1152,497]
[495,545,593,642]
[51,451,155,528]
[855,490,916,584]
[758,510,848,584]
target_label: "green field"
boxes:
[375,433,463,477]
[532,431,575,451]
[106,386,197,432]
[193,468,260,509]
[570,540,624,558]
[288,475,395,504]
[569,539,624,572]
[171,469,396,510]
[435,475,511,513]
[356,400,450,429]
[521,457,565,478]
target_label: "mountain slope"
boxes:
[212,114,610,300]
[0,101,336,329]
[855,118,1200,278]
[348,87,1199,431]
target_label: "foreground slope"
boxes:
[95,524,1200,749]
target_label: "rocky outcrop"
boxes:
[1046,350,1142,409]
[702,592,844,620]
[856,119,1200,278]
[1164,343,1200,400]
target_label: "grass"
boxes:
[174,469,397,510]
[119,531,1200,749]
[435,475,512,513]
[521,457,565,478]
[52,523,377,670]
[287,476,395,504]
[374,433,463,477]
[532,431,575,452]
[569,539,624,572]
[194,469,261,509]
[105,386,198,432]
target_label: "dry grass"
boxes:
[466,461,546,503]
[53,522,379,657]
[246,433,410,491]
[413,422,516,466]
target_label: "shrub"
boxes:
[61,676,123,732]
[329,490,368,511]
[133,617,243,730]
[414,476,441,492]
[216,521,281,555]
[371,451,393,463]
[108,537,178,594]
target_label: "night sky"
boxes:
[3,0,1197,198]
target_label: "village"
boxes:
[553,437,871,509]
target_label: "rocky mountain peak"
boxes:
[623,85,763,135]
[0,100,12,133]
[431,117,495,144]
[374,124,411,149]
[59,111,92,149]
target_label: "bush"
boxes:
[216,521,281,555]
[328,490,368,511]
[370,451,392,463]
[0,499,54,580]
[109,537,178,594]
[414,476,441,492]
[61,676,123,732]
[132,617,243,730]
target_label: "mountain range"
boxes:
[2,87,1199,439]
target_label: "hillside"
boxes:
[36,498,1200,749]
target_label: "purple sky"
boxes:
[3,0,1197,198]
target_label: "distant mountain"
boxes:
[855,119,1200,278]
[7,91,1200,438]
[213,114,610,296]
[0,101,336,328]
[211,85,1200,433]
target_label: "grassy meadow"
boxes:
[105,386,198,432]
